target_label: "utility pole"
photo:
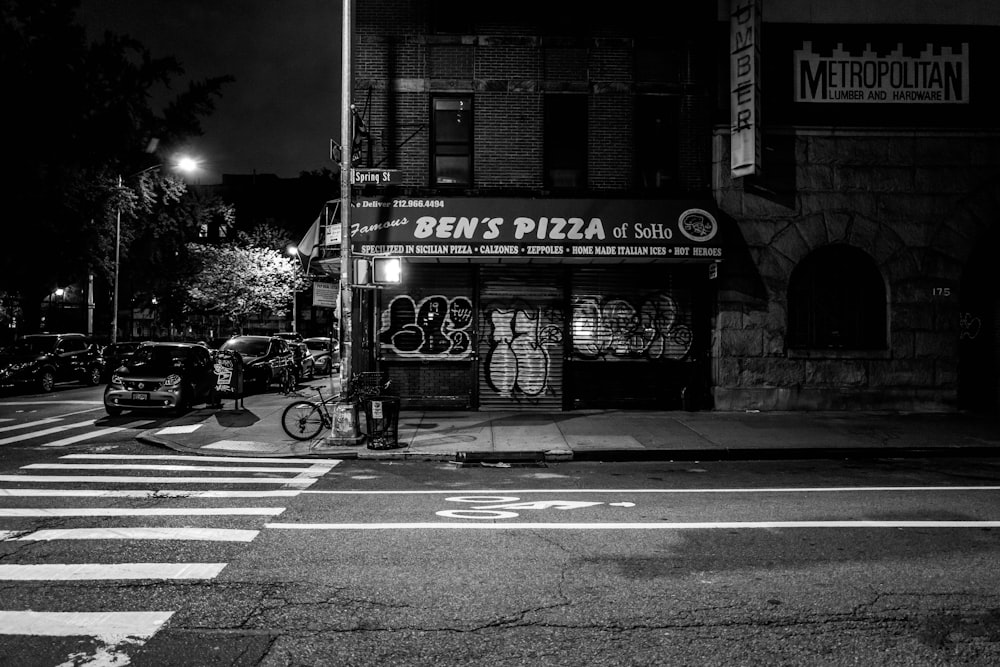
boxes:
[338,0,354,391]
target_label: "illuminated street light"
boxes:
[111,156,200,344]
[286,246,300,333]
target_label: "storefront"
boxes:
[350,197,731,411]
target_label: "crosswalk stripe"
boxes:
[0,609,173,638]
[0,507,285,517]
[0,488,302,498]
[62,453,343,464]
[41,422,155,447]
[0,563,227,580]
[0,531,15,540]
[0,417,63,433]
[25,463,319,473]
[11,527,260,542]
[0,475,317,485]
[0,419,96,445]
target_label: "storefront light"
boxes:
[373,257,402,284]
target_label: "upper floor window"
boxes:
[635,96,679,191]
[787,245,887,350]
[544,94,587,190]
[432,96,472,186]
[429,0,472,34]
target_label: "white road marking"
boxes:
[0,507,285,517]
[0,609,172,638]
[26,463,321,474]
[0,562,227,580]
[63,453,342,464]
[267,520,1000,530]
[0,531,15,540]
[155,424,202,435]
[301,486,1000,494]
[0,401,104,405]
[41,421,156,447]
[0,609,173,666]
[11,527,260,542]
[0,475,317,485]
[0,417,63,432]
[0,418,97,445]
[0,488,302,498]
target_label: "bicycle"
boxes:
[279,372,391,441]
[280,383,340,440]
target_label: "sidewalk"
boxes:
[135,378,1000,462]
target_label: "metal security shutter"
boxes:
[478,266,565,412]
[377,263,476,408]
[568,266,704,409]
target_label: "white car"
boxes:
[303,337,339,375]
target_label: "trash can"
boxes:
[363,396,400,449]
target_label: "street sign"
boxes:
[351,169,402,186]
[312,282,339,308]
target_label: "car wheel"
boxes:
[38,370,55,393]
[85,366,102,386]
[105,406,123,417]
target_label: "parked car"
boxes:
[104,342,216,416]
[0,333,104,393]
[274,331,304,344]
[100,341,145,382]
[287,340,315,381]
[217,335,295,391]
[303,336,339,375]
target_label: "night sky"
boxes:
[77,0,342,184]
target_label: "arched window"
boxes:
[787,245,887,350]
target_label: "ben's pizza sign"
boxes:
[351,198,724,259]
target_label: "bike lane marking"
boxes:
[267,521,1000,530]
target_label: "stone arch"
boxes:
[786,244,888,350]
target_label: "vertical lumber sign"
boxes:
[730,0,762,178]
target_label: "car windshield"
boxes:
[305,340,329,351]
[130,346,191,366]
[222,338,269,355]
[4,339,56,355]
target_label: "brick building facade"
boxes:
[346,1,1000,413]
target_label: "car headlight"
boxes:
[163,374,182,387]
[109,374,125,387]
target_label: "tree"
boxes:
[0,0,233,335]
[184,243,309,334]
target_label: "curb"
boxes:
[135,433,996,462]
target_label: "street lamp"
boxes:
[111,156,200,344]
[286,246,299,333]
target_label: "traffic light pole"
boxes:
[338,0,354,392]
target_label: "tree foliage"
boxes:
[0,0,233,334]
[184,243,309,333]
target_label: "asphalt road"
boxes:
[1,385,999,666]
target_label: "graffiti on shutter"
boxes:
[478,267,564,411]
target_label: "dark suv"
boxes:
[0,333,104,392]
[218,335,295,391]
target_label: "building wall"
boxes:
[353,4,715,194]
[713,129,1000,411]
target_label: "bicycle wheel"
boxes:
[281,401,327,440]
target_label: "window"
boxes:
[635,96,679,191]
[544,94,587,190]
[787,245,887,350]
[429,0,472,34]
[431,96,472,186]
